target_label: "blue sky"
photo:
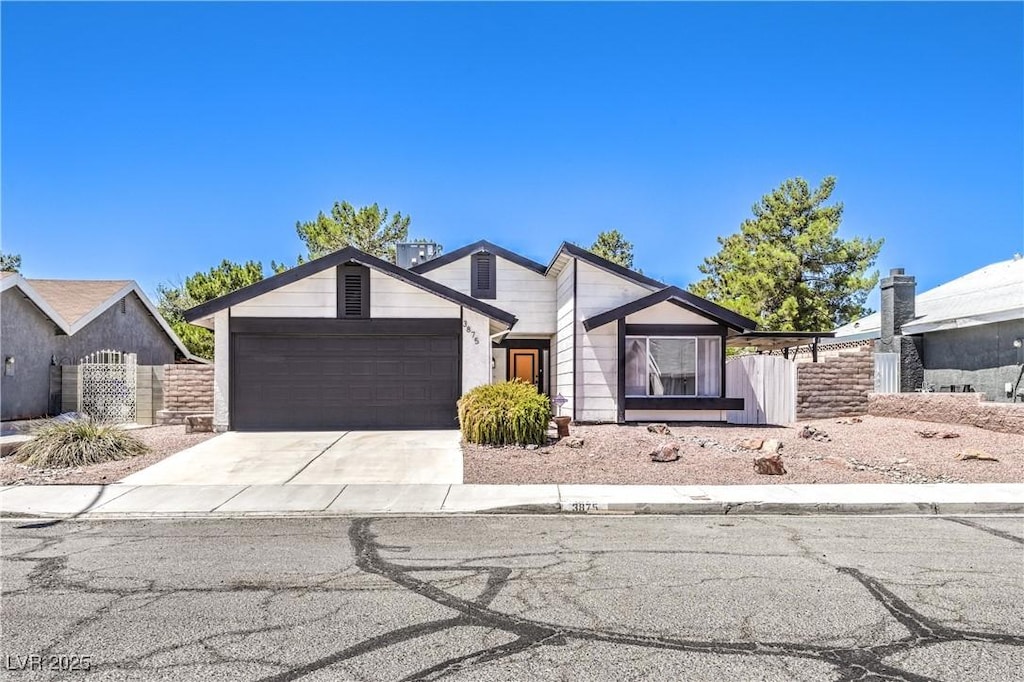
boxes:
[3,2,1022,311]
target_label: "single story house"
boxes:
[0,274,196,420]
[184,241,771,431]
[832,257,1024,401]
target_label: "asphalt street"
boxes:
[1,515,1022,681]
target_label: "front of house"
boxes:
[184,241,758,431]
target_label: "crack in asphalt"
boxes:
[3,519,1021,681]
[945,517,1024,545]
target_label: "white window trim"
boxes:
[625,335,722,398]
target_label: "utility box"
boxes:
[396,242,443,269]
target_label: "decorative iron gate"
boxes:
[79,350,137,423]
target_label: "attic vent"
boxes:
[471,253,496,299]
[338,265,370,318]
[119,297,127,314]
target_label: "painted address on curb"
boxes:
[562,502,608,513]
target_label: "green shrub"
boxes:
[16,418,150,469]
[458,380,553,446]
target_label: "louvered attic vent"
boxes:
[338,265,370,318]
[471,252,496,299]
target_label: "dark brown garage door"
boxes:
[230,320,460,430]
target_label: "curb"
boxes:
[3,502,1022,520]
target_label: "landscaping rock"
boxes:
[526,444,539,451]
[647,423,671,435]
[185,415,214,434]
[753,454,786,475]
[649,442,680,462]
[563,436,585,449]
[835,417,863,425]
[916,430,960,439]
[955,449,999,462]
[798,426,831,442]
[738,438,764,451]
[760,439,783,454]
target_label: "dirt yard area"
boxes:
[463,416,1024,485]
[0,426,216,486]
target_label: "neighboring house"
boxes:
[184,241,764,431]
[0,274,196,420]
[832,258,1024,401]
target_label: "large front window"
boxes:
[625,336,721,397]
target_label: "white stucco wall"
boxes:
[461,308,492,394]
[213,309,230,431]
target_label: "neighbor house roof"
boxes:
[0,273,199,361]
[834,257,1024,338]
[582,286,759,333]
[27,279,133,326]
[183,245,519,327]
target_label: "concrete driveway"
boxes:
[120,431,463,486]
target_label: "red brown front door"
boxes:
[509,349,540,391]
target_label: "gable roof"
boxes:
[546,242,666,290]
[183,246,519,327]
[834,257,1024,338]
[409,240,548,275]
[1,274,200,361]
[582,286,758,333]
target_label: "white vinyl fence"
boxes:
[725,354,796,425]
[874,352,900,394]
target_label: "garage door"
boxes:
[230,321,460,430]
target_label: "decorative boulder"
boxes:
[754,454,786,475]
[564,436,585,449]
[760,439,783,454]
[649,442,680,462]
[647,423,671,435]
[738,438,764,451]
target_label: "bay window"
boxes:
[625,336,722,397]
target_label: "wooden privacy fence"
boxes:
[725,355,796,425]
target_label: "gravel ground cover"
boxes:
[0,425,216,485]
[463,416,1024,485]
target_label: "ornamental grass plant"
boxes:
[458,380,552,446]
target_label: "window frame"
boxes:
[624,334,722,398]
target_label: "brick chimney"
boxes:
[879,268,916,352]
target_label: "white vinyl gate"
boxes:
[79,350,137,423]
[874,352,900,393]
[725,355,796,425]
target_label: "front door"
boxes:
[509,349,540,391]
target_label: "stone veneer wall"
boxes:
[157,364,214,425]
[868,392,1024,435]
[796,348,874,420]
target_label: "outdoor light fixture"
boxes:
[4,356,14,376]
[1014,338,1023,349]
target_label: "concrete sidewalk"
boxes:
[1,482,1022,518]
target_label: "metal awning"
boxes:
[726,331,835,352]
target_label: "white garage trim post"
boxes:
[213,309,230,431]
